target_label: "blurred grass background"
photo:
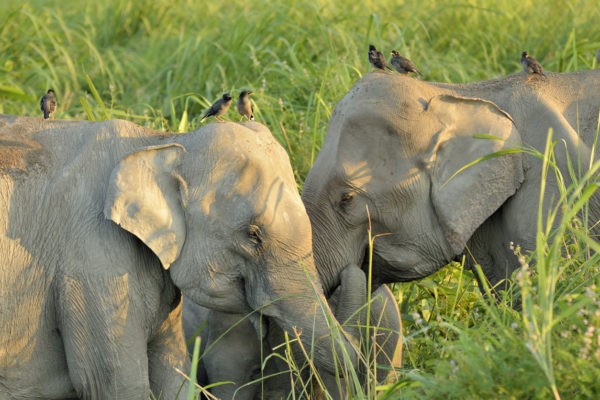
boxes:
[2,0,600,182]
[1,0,599,398]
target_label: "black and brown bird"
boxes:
[237,90,254,121]
[596,49,600,66]
[201,93,233,122]
[520,51,545,80]
[390,50,421,75]
[40,89,57,120]
[368,44,391,71]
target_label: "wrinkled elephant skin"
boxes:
[184,265,402,400]
[0,116,355,399]
[302,70,600,292]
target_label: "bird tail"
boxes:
[43,111,50,119]
[250,114,255,121]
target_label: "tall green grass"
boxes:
[385,134,600,399]
[2,0,600,398]
[2,0,600,181]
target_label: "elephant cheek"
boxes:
[243,274,280,317]
[169,261,249,314]
[368,247,443,283]
[184,286,249,314]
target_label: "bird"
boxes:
[40,89,57,120]
[201,93,233,122]
[368,44,392,71]
[237,90,254,121]
[520,51,546,80]
[390,50,421,75]
[596,49,600,66]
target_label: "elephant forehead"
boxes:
[196,158,303,221]
[327,86,437,160]
[195,178,307,236]
[217,133,296,186]
[338,72,432,120]
[327,107,434,175]
[340,160,372,189]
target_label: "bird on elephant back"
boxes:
[0,116,363,399]
[301,69,600,300]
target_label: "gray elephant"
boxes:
[0,116,356,399]
[302,70,600,293]
[183,265,402,400]
[183,302,262,400]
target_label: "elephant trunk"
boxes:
[258,252,358,375]
[330,264,368,341]
[271,284,359,375]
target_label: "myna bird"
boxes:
[40,89,57,120]
[596,49,600,66]
[237,90,254,121]
[201,93,233,122]
[521,51,545,80]
[368,44,391,71]
[390,50,421,75]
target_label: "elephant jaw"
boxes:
[182,286,251,315]
[360,245,448,284]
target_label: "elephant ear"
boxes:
[428,94,524,255]
[104,144,187,269]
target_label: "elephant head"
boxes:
[104,122,356,373]
[302,73,525,290]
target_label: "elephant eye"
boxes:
[339,191,356,209]
[248,224,263,247]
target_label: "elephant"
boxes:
[0,115,357,399]
[183,264,402,400]
[302,70,600,294]
[182,301,261,400]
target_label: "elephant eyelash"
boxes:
[339,192,356,208]
[247,224,263,247]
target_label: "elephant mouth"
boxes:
[361,249,412,284]
[360,244,444,284]
[360,246,385,286]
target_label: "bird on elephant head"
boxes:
[520,51,545,80]
[390,50,421,76]
[201,92,233,122]
[302,70,600,301]
[237,90,254,121]
[368,44,392,71]
[40,89,57,119]
[0,116,359,399]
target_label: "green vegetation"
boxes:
[2,0,599,398]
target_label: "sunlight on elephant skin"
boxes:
[341,160,372,189]
[0,116,356,399]
[303,70,600,295]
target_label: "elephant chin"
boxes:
[360,248,387,286]
[362,248,443,284]
[183,286,251,315]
